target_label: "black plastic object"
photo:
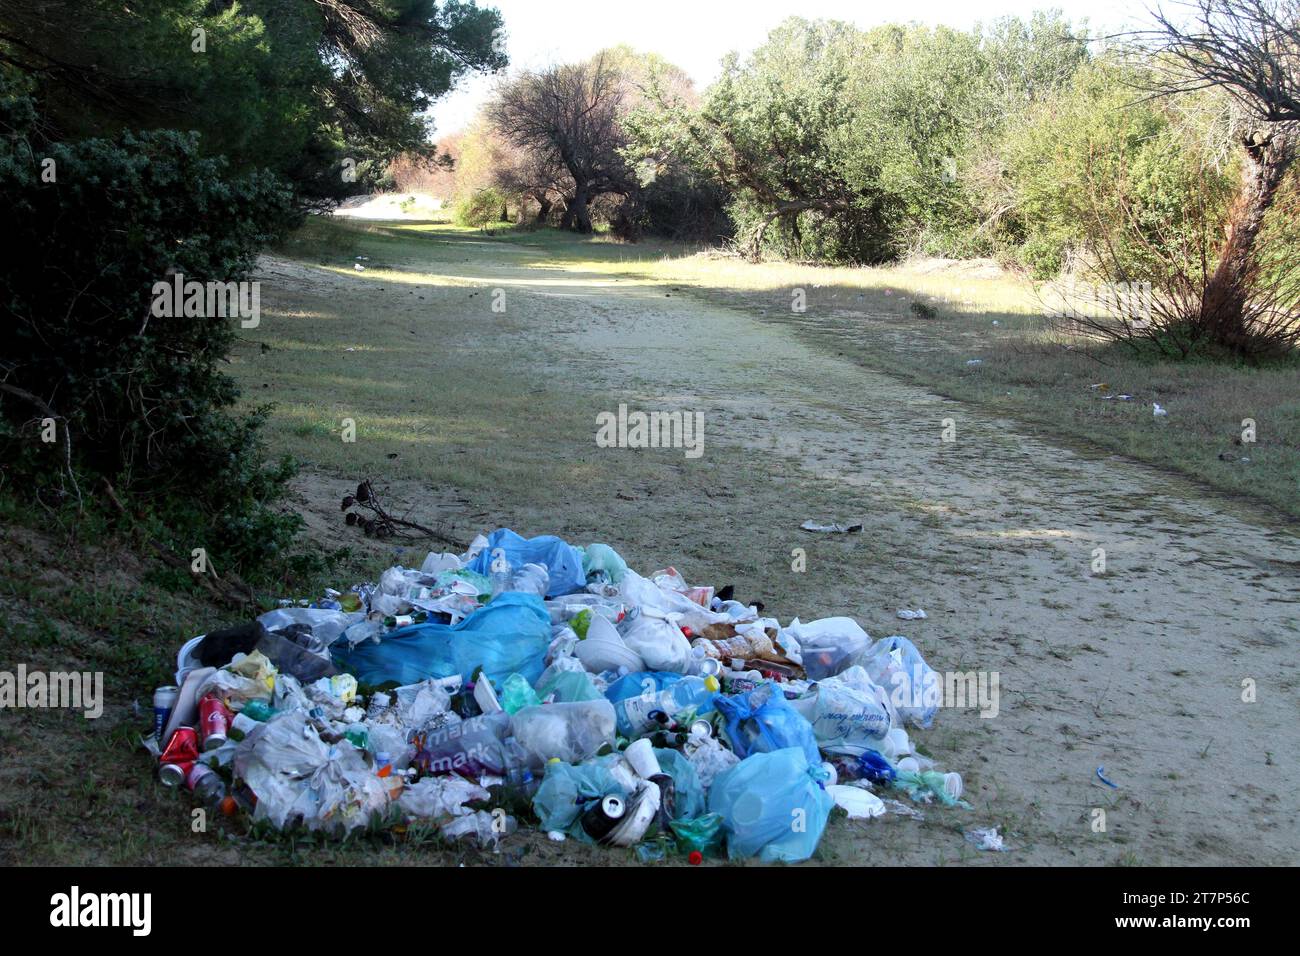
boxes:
[197,622,267,667]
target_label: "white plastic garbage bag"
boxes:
[619,611,693,674]
[232,713,389,833]
[806,665,893,755]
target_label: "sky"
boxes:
[429,0,1150,137]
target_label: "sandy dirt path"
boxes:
[268,232,1300,865]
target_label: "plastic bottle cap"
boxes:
[703,675,720,692]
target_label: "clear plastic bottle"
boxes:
[614,675,720,736]
[185,763,227,807]
[490,551,511,598]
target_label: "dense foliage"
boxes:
[0,2,505,573]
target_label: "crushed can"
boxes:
[159,727,200,786]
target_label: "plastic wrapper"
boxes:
[501,673,541,714]
[531,756,627,838]
[465,529,586,597]
[804,667,892,755]
[442,809,516,846]
[399,776,489,819]
[232,712,389,833]
[535,669,601,704]
[683,733,741,789]
[580,543,628,584]
[604,671,682,704]
[618,611,693,674]
[652,747,706,821]
[668,812,724,856]
[411,712,511,777]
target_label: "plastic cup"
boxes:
[943,772,963,801]
[624,738,662,779]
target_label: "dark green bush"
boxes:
[0,85,303,572]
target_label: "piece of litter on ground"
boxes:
[1096,765,1119,789]
[897,608,927,620]
[883,799,925,821]
[1153,403,1168,417]
[801,519,863,534]
[965,827,1008,852]
[547,830,566,842]
[353,263,365,271]
[965,359,982,365]
[827,785,886,819]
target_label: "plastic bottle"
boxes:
[185,763,227,807]
[614,675,720,736]
[490,551,511,598]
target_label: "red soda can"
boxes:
[159,760,194,787]
[199,694,233,750]
[159,727,200,786]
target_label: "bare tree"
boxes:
[488,52,636,232]
[493,148,573,224]
[1138,1,1300,351]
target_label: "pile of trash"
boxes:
[145,528,968,863]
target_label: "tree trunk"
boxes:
[534,195,552,224]
[564,182,592,234]
[1200,129,1295,349]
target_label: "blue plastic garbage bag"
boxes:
[603,671,682,704]
[715,681,821,766]
[653,748,706,821]
[332,592,551,686]
[532,755,627,840]
[467,529,586,597]
[708,747,834,862]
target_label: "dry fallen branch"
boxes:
[341,478,465,549]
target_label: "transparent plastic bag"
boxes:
[862,636,939,728]
[399,776,489,819]
[782,617,871,680]
[510,699,616,767]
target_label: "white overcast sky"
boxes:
[429,0,1151,137]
